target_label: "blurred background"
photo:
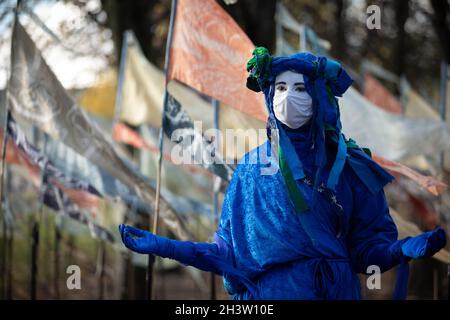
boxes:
[0,0,449,300]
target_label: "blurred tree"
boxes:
[100,0,169,66]
[394,0,409,77]
[76,0,278,67]
[219,0,277,52]
[429,0,450,63]
[0,0,447,100]
[280,0,443,100]
[333,0,347,60]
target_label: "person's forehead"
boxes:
[275,70,304,83]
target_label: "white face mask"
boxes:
[273,71,313,129]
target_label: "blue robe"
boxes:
[214,123,405,300]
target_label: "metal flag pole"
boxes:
[112,30,130,133]
[210,98,221,300]
[3,161,14,300]
[150,0,178,301]
[299,24,307,52]
[0,112,10,300]
[53,218,61,299]
[439,61,448,168]
[448,264,449,300]
[0,0,21,300]
[98,239,106,299]
[31,173,45,300]
[439,60,449,300]
[30,134,49,300]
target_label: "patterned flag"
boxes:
[168,0,266,121]
[7,22,193,241]
[112,121,214,178]
[164,93,235,181]
[372,154,447,196]
[0,129,113,242]
[39,174,114,243]
[78,36,266,161]
[7,117,102,197]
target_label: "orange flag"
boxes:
[112,122,213,178]
[406,192,438,228]
[168,0,266,122]
[49,177,100,211]
[373,154,448,196]
[364,74,402,114]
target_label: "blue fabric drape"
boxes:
[215,138,406,299]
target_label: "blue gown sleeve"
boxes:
[119,224,234,275]
[119,223,257,296]
[347,182,409,274]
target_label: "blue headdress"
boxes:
[246,47,394,212]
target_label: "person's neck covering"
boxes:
[247,47,394,212]
[279,121,316,173]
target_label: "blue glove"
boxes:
[119,224,230,274]
[401,227,447,259]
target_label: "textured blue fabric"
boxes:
[215,135,409,300]
[326,131,347,190]
[118,134,446,299]
[401,227,446,259]
[278,124,306,180]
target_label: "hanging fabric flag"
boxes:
[7,117,102,197]
[78,66,266,162]
[48,176,100,211]
[1,124,102,211]
[0,131,42,185]
[164,93,235,181]
[364,74,402,114]
[168,0,266,121]
[43,134,213,218]
[78,31,266,161]
[39,174,115,243]
[372,154,447,196]
[403,89,439,120]
[119,33,164,127]
[2,126,111,240]
[78,70,117,118]
[7,22,193,241]
[340,87,450,160]
[0,132,22,166]
[112,32,235,181]
[113,122,154,151]
[406,192,438,229]
[112,121,213,179]
[40,131,153,215]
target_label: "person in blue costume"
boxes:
[119,48,447,300]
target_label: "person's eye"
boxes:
[276,85,286,92]
[295,85,306,92]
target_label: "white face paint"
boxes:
[273,70,313,129]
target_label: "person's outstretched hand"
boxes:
[119,224,172,255]
[401,227,447,259]
[118,224,223,271]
